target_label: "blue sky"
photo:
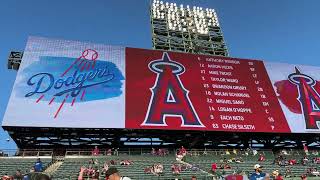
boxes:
[0,0,320,149]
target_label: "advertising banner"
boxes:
[2,37,126,128]
[3,37,320,133]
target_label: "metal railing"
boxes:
[0,149,53,157]
[1,148,316,158]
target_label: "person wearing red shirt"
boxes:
[92,146,100,156]
[258,154,265,161]
[180,146,187,156]
[211,163,217,173]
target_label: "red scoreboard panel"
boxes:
[126,48,290,132]
[125,48,318,133]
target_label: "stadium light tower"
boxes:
[151,0,229,56]
[7,51,23,70]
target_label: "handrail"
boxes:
[0,148,317,157]
[0,149,53,157]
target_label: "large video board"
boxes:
[2,37,320,133]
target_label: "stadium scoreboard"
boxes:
[2,37,320,134]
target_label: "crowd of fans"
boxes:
[2,146,320,180]
[77,158,134,180]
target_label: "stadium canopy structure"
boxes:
[3,126,320,149]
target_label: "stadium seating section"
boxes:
[0,157,51,177]
[1,150,320,179]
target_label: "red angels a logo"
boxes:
[141,52,204,127]
[276,67,320,130]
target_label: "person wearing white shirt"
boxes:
[105,167,131,180]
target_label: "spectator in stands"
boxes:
[303,143,309,155]
[153,163,164,176]
[311,167,320,176]
[110,160,117,165]
[288,158,296,165]
[113,148,119,156]
[120,160,132,166]
[222,157,227,163]
[34,158,43,172]
[191,176,197,180]
[302,156,309,165]
[285,167,293,178]
[28,173,51,180]
[23,170,29,180]
[176,151,184,161]
[235,157,244,163]
[279,158,287,167]
[281,149,288,155]
[157,148,164,156]
[258,153,265,161]
[151,148,156,155]
[224,163,231,169]
[250,164,266,180]
[78,166,89,180]
[29,167,35,173]
[180,146,187,156]
[89,158,94,164]
[86,164,94,176]
[94,159,99,165]
[13,169,23,180]
[103,162,109,172]
[245,148,250,156]
[313,157,320,164]
[92,167,100,180]
[171,164,181,175]
[105,167,131,180]
[92,146,100,156]
[107,149,112,156]
[219,163,224,169]
[233,149,237,155]
[312,150,319,156]
[189,164,200,171]
[211,162,217,173]
[271,170,283,180]
[300,174,307,180]
[252,149,258,156]
[275,174,283,180]
[2,174,13,180]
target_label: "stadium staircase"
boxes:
[44,160,64,176]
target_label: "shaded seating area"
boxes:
[0,157,51,177]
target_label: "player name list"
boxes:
[198,57,277,132]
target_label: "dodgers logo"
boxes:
[142,52,204,127]
[17,49,124,118]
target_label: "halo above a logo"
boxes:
[288,67,315,86]
[149,52,185,74]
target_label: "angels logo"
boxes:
[142,52,204,127]
[286,67,320,129]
